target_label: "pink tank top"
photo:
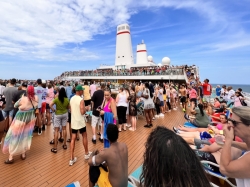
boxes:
[103,99,116,124]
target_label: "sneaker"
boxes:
[184,114,189,120]
[183,108,186,112]
[84,152,92,160]
[155,115,159,118]
[33,126,38,132]
[42,125,46,131]
[92,139,96,144]
[69,157,77,166]
[173,127,179,134]
[152,117,155,120]
[38,128,42,135]
[144,124,151,128]
[159,113,164,117]
[126,124,131,127]
[173,108,177,110]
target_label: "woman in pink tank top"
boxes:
[100,89,117,124]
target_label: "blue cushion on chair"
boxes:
[184,122,197,128]
[130,166,142,179]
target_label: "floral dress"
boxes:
[128,93,137,116]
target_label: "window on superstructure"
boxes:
[126,26,130,30]
[122,26,125,30]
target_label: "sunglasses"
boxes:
[228,118,242,126]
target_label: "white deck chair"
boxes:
[201,160,236,187]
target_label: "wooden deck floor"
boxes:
[0,108,232,187]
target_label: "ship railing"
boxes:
[63,68,184,77]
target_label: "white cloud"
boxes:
[0,0,249,62]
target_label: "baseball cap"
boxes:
[75,85,84,91]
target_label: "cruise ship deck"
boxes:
[0,108,232,187]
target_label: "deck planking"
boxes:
[0,107,232,187]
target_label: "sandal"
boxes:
[58,138,64,143]
[51,148,57,153]
[50,140,55,144]
[144,124,151,128]
[67,139,71,142]
[4,159,14,164]
[76,137,80,141]
[62,145,67,150]
[20,154,26,160]
[97,132,101,136]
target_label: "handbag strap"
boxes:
[29,97,35,110]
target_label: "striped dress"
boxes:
[2,109,36,156]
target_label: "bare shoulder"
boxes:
[119,142,128,150]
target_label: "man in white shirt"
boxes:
[227,86,235,107]
[0,82,5,95]
[69,85,91,166]
[89,81,96,97]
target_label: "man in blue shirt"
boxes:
[215,85,221,97]
[65,83,72,99]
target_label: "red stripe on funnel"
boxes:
[137,50,147,52]
[117,31,130,35]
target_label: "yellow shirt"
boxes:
[83,85,91,100]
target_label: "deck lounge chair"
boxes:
[128,165,219,187]
[201,160,236,187]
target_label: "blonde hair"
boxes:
[232,106,250,126]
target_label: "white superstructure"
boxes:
[136,40,148,65]
[115,24,134,69]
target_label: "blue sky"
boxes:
[0,0,250,84]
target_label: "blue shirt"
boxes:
[66,86,72,99]
[216,87,221,97]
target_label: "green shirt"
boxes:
[195,108,210,128]
[53,97,69,115]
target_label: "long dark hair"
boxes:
[58,88,67,103]
[140,126,211,187]
[198,103,204,116]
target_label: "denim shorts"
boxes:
[54,113,68,128]
[2,109,14,118]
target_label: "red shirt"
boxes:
[203,83,212,95]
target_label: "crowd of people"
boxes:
[0,76,250,187]
[55,64,197,80]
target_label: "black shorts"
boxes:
[180,96,186,103]
[84,100,91,106]
[46,103,50,110]
[72,127,86,134]
[68,112,71,123]
[190,98,197,103]
[194,150,219,172]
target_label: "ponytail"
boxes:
[198,103,204,116]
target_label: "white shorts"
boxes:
[203,95,211,102]
[91,115,102,127]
